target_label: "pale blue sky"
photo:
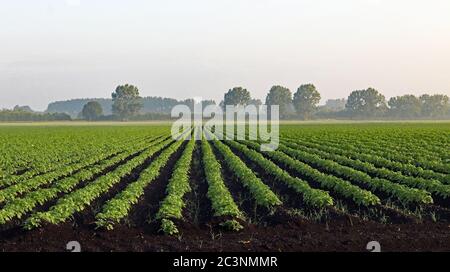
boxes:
[1,0,450,110]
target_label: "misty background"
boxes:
[1,0,450,111]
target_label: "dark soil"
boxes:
[127,139,188,232]
[0,140,449,252]
[182,141,213,226]
[0,216,449,252]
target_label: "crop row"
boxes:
[201,138,244,231]
[223,139,334,208]
[286,129,448,169]
[206,131,282,209]
[0,126,170,184]
[156,135,196,235]
[24,135,176,230]
[304,135,450,175]
[0,135,153,188]
[0,135,168,225]
[0,128,149,181]
[277,142,433,205]
[282,139,450,198]
[95,131,192,230]
[336,138,449,174]
[285,135,450,185]
[310,129,449,162]
[239,140,381,207]
[0,135,165,204]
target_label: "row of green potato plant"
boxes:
[239,140,381,207]
[0,135,167,225]
[0,135,150,189]
[201,137,244,231]
[278,141,433,205]
[312,128,449,162]
[293,135,449,184]
[232,129,380,206]
[206,130,282,210]
[222,139,334,208]
[0,137,84,179]
[0,126,168,183]
[281,140,450,199]
[0,147,91,188]
[301,133,450,175]
[0,153,118,204]
[95,131,192,230]
[0,135,160,203]
[24,136,176,230]
[343,137,448,174]
[156,135,196,235]
[284,128,446,164]
[0,129,134,183]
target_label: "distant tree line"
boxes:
[48,98,113,118]
[0,107,71,122]
[75,85,217,121]
[219,85,449,120]
[316,89,450,120]
[47,95,214,119]
[218,85,322,120]
[7,84,447,122]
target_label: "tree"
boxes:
[219,100,225,110]
[293,84,321,120]
[182,98,196,111]
[13,105,33,113]
[345,88,387,118]
[324,99,347,112]
[265,85,293,119]
[248,99,262,107]
[0,110,71,122]
[81,101,103,121]
[223,87,251,107]
[112,84,143,120]
[419,94,449,118]
[388,95,421,119]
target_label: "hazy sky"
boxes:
[1,0,450,111]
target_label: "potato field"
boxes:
[0,123,449,252]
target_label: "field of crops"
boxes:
[0,122,449,252]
